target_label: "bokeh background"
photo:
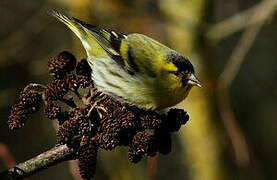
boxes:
[0,0,277,179]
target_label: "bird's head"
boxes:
[167,52,201,88]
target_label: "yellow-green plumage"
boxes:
[51,11,200,110]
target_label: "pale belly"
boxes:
[90,58,190,110]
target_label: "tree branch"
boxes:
[216,0,277,170]
[0,145,75,180]
[218,0,276,89]
[206,0,277,44]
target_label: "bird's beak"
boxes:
[187,74,202,87]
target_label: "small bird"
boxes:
[51,11,201,111]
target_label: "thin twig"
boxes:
[218,0,277,96]
[216,0,277,168]
[0,145,75,180]
[219,22,264,89]
[0,143,16,168]
[147,154,159,180]
[206,0,277,44]
[217,89,250,166]
[23,83,46,93]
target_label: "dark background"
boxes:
[0,0,276,179]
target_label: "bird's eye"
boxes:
[169,71,179,76]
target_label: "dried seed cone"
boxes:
[48,51,77,79]
[19,90,41,109]
[78,136,98,180]
[76,59,92,76]
[97,101,135,150]
[67,74,92,90]
[78,105,99,137]
[57,107,92,145]
[8,103,28,130]
[57,116,80,144]
[155,131,172,155]
[164,108,189,132]
[44,79,69,101]
[128,131,157,163]
[8,90,42,130]
[97,119,121,151]
[7,50,191,180]
[57,107,83,144]
[139,111,162,130]
[77,75,93,88]
[44,101,63,120]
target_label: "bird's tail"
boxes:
[50,10,108,58]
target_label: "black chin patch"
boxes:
[167,52,194,74]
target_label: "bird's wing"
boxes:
[69,17,129,68]
[120,33,175,77]
[51,11,174,76]
[77,28,174,77]
[51,10,110,58]
[51,11,131,68]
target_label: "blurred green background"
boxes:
[0,0,277,179]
